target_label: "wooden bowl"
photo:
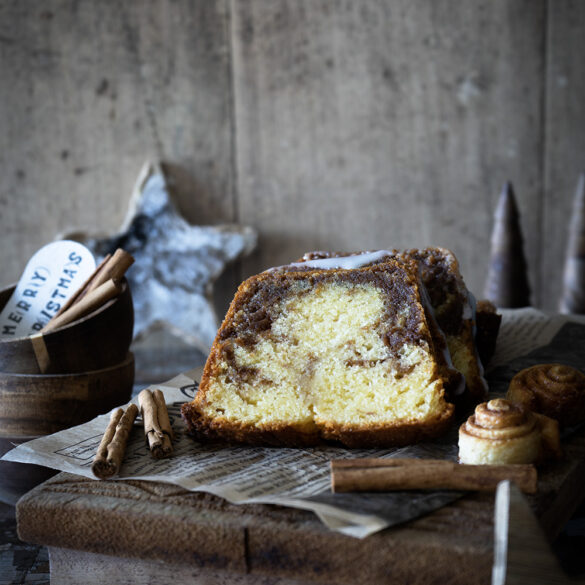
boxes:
[0,352,135,437]
[0,278,134,374]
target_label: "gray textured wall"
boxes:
[1,0,583,313]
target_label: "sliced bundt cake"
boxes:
[182,255,460,447]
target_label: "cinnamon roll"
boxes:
[458,398,561,465]
[506,364,585,427]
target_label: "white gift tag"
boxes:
[0,241,97,338]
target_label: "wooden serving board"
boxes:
[15,427,585,585]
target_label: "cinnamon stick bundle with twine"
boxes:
[330,458,538,494]
[92,403,139,479]
[138,389,174,459]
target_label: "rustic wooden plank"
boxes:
[47,547,311,585]
[0,0,559,314]
[0,0,234,282]
[541,0,585,311]
[231,0,546,301]
[17,474,493,585]
[15,425,585,585]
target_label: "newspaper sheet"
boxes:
[4,308,585,538]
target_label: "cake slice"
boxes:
[181,256,458,447]
[298,248,488,406]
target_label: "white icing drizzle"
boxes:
[286,250,393,271]
[419,282,466,397]
[462,292,474,320]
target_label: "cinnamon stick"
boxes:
[138,388,174,459]
[41,278,122,333]
[84,249,134,295]
[53,253,112,319]
[50,248,134,322]
[92,404,139,479]
[152,389,174,441]
[330,458,537,494]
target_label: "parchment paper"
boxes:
[4,308,585,538]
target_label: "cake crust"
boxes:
[182,396,455,448]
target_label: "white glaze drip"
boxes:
[286,250,393,271]
[419,282,466,396]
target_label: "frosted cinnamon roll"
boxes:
[458,398,560,465]
[506,364,585,427]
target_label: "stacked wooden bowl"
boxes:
[0,279,135,503]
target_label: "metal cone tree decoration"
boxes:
[559,173,585,314]
[483,182,531,308]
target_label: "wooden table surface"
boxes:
[4,354,585,585]
[9,423,585,585]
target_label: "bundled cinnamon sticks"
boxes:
[138,388,174,459]
[92,404,139,479]
[91,389,173,479]
[330,458,538,494]
[91,389,173,478]
[42,248,134,334]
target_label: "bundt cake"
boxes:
[181,253,461,447]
